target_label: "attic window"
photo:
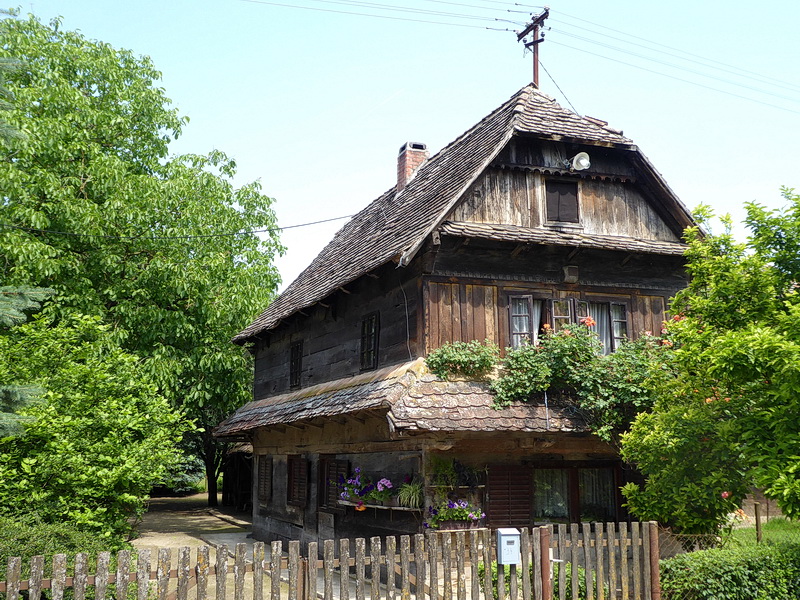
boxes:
[546,180,579,223]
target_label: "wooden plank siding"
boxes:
[447,168,680,243]
[425,282,498,352]
[425,279,669,353]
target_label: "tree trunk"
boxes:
[203,435,221,507]
[205,457,219,507]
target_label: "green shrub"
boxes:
[0,515,128,579]
[478,560,602,600]
[660,543,800,600]
[426,340,499,380]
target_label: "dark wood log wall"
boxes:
[253,264,419,399]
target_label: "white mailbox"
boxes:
[496,528,521,565]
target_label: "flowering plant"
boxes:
[425,499,485,529]
[338,468,395,506]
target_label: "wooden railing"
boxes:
[0,522,661,600]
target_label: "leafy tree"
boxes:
[490,323,669,444]
[0,315,188,538]
[0,9,25,145]
[621,188,800,534]
[0,15,282,504]
[0,285,52,436]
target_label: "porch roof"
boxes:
[213,359,587,438]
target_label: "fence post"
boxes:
[648,522,661,600]
[754,501,763,544]
[539,527,551,600]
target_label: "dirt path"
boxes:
[132,493,253,553]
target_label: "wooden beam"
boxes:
[620,254,634,267]
[338,286,352,295]
[366,272,380,279]
[511,244,527,258]
[567,247,581,261]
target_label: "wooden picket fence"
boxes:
[0,522,661,600]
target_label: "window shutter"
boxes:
[487,464,532,527]
[320,458,348,510]
[545,180,579,223]
[257,455,272,503]
[287,455,308,507]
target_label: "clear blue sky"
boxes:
[20,0,800,289]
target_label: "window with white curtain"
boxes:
[509,296,543,348]
[506,296,628,353]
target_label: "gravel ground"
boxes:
[132,493,253,553]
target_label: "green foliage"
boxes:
[478,561,600,600]
[492,325,668,443]
[0,285,52,436]
[396,480,423,509]
[0,285,52,327]
[153,453,205,496]
[0,514,126,579]
[426,340,499,380]
[622,189,800,534]
[425,498,484,528]
[0,15,282,505]
[0,315,188,538]
[660,544,800,600]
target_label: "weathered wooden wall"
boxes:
[423,239,682,352]
[448,167,680,243]
[253,263,420,399]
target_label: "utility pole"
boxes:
[517,7,550,88]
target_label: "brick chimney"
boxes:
[397,142,428,192]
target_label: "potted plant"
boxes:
[397,479,424,509]
[338,467,396,508]
[425,499,485,529]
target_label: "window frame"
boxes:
[360,312,380,371]
[289,340,303,389]
[546,298,629,353]
[508,295,546,348]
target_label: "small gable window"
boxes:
[289,340,303,388]
[546,180,579,223]
[360,312,380,371]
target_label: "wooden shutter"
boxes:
[287,455,308,507]
[257,455,272,503]
[319,458,349,510]
[487,464,532,527]
[546,180,579,223]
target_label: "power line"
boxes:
[238,0,514,30]
[550,17,800,95]
[0,214,355,241]
[540,60,578,114]
[549,27,800,106]
[555,10,800,94]
[281,0,515,23]
[548,39,800,116]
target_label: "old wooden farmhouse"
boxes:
[215,84,694,546]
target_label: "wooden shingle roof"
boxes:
[234,85,690,344]
[214,359,587,438]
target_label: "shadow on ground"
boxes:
[133,493,253,553]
